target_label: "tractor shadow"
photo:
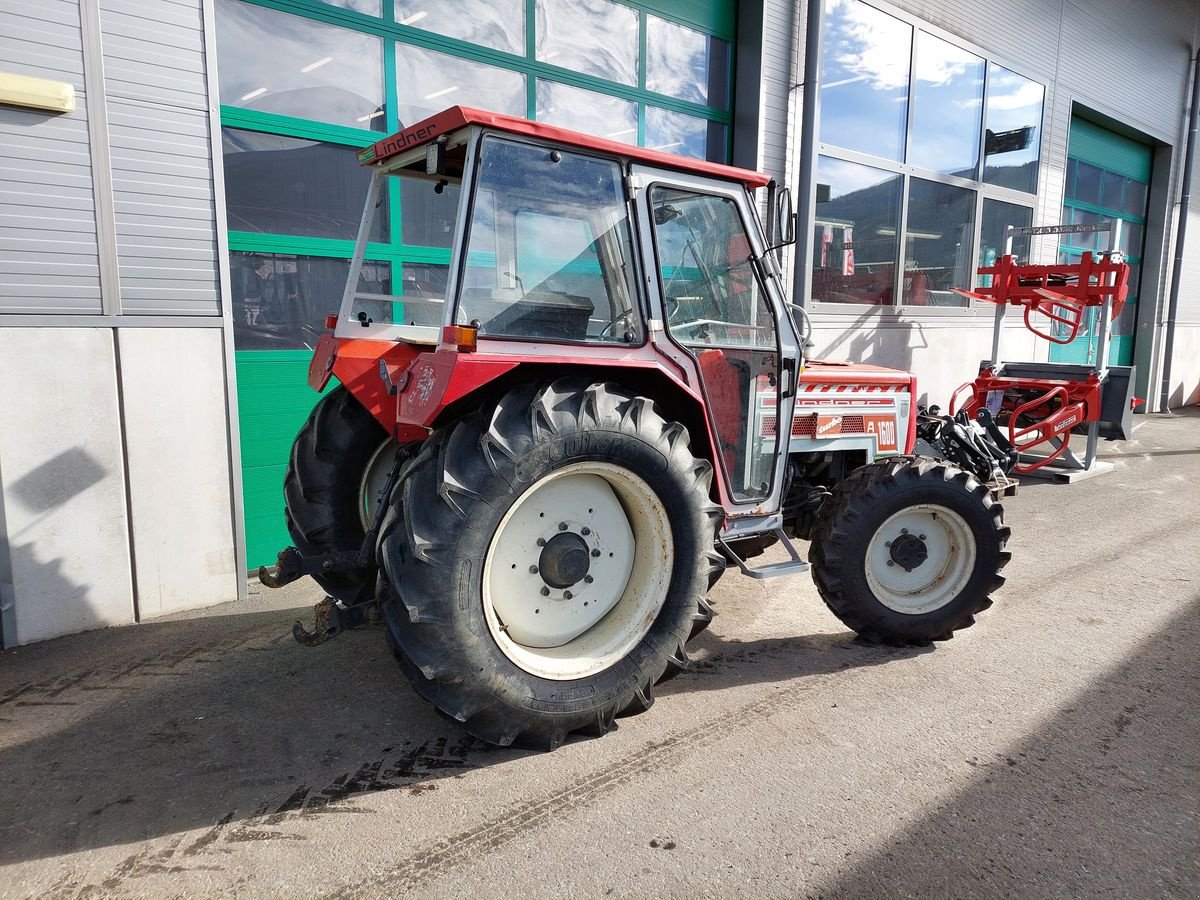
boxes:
[0,595,923,869]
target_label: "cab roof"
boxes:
[357,105,772,190]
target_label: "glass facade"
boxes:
[216,0,736,567]
[813,0,1044,307]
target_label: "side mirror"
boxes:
[775,186,796,247]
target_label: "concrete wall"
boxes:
[0,328,135,644]
[0,0,241,646]
[119,328,238,619]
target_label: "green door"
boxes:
[1052,118,1151,365]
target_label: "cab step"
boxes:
[717,529,810,580]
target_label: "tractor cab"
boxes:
[318,106,800,516]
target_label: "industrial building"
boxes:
[2,0,1198,645]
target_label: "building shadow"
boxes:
[818,595,1200,896]
[0,602,923,868]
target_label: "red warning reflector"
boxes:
[324,314,338,330]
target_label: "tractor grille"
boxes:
[761,413,868,438]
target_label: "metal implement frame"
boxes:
[982,221,1123,480]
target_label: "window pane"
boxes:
[819,0,911,161]
[321,0,379,13]
[1072,161,1102,205]
[215,0,383,128]
[536,0,638,86]
[812,155,900,305]
[978,200,1033,287]
[984,64,1043,193]
[223,129,386,241]
[903,179,976,306]
[231,252,390,350]
[1101,171,1126,210]
[395,45,525,127]
[646,15,730,108]
[401,180,460,248]
[458,137,642,344]
[909,32,984,177]
[395,0,524,54]
[536,80,637,142]
[398,263,449,326]
[1124,178,1148,216]
[645,107,725,162]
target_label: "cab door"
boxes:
[631,166,799,517]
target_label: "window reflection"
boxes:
[230,252,390,350]
[909,31,983,177]
[812,155,901,305]
[320,0,379,13]
[223,128,387,241]
[983,64,1043,193]
[903,178,976,306]
[401,180,460,249]
[215,0,383,128]
[457,138,641,344]
[536,0,639,86]
[978,200,1033,289]
[645,107,724,161]
[395,0,524,55]
[819,0,911,161]
[397,263,449,326]
[646,16,729,108]
[394,45,525,127]
[536,80,637,141]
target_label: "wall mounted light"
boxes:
[0,71,76,113]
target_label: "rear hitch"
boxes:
[293,595,380,646]
[257,546,365,589]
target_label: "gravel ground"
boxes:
[1,410,1197,899]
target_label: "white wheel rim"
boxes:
[360,440,401,531]
[482,462,674,681]
[864,504,976,615]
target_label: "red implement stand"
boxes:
[949,222,1134,481]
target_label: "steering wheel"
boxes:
[598,308,635,340]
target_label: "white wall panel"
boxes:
[0,328,135,644]
[117,328,238,618]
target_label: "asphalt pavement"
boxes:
[1,410,1197,899]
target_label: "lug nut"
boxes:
[536,538,546,546]
[563,591,573,600]
[540,586,550,596]
[558,522,568,531]
[581,527,591,536]
[584,575,594,583]
[901,528,909,534]
[529,565,539,574]
[919,534,926,540]
[887,560,895,567]
[591,549,601,557]
[885,541,892,548]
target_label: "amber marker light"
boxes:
[442,324,478,352]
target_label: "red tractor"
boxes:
[264,107,1011,749]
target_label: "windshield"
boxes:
[455,136,642,344]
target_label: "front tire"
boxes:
[809,457,1011,645]
[378,379,724,749]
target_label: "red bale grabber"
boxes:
[947,222,1142,481]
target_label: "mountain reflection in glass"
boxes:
[812,156,901,305]
[819,0,911,161]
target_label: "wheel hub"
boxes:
[538,532,591,588]
[888,532,928,572]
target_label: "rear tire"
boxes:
[378,379,724,749]
[809,456,1011,645]
[284,386,394,603]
